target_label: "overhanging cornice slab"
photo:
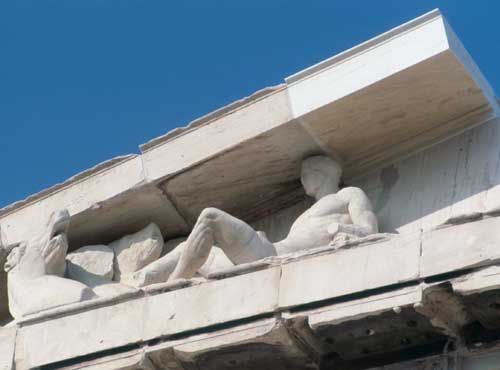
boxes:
[286,9,498,178]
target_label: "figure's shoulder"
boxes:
[337,187,373,208]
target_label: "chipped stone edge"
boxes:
[16,289,143,326]
[433,210,500,232]
[282,285,423,328]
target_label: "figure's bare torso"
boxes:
[275,187,362,254]
[166,157,378,280]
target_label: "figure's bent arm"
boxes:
[333,187,378,237]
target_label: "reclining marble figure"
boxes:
[134,155,379,284]
[2,209,163,318]
[2,155,379,314]
[3,210,95,319]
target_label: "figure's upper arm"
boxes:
[341,187,379,234]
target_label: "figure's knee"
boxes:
[199,207,223,221]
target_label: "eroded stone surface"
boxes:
[420,216,500,278]
[18,297,146,368]
[66,245,114,287]
[279,231,420,308]
[4,210,96,320]
[110,223,164,284]
[8,274,95,320]
[143,267,281,341]
[92,281,138,298]
[173,318,315,370]
[0,326,16,370]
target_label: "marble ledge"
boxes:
[10,214,500,368]
[15,213,500,327]
[13,264,500,370]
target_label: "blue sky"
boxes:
[1,1,499,208]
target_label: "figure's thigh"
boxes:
[202,208,276,264]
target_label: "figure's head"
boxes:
[301,155,342,199]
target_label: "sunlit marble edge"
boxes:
[285,9,443,85]
[139,84,286,152]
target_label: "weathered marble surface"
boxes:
[110,222,164,284]
[279,232,420,308]
[4,215,168,319]
[9,212,500,369]
[4,211,96,320]
[10,205,500,365]
[0,326,16,370]
[66,244,114,286]
[353,116,500,236]
[154,318,314,370]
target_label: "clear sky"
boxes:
[1,1,499,208]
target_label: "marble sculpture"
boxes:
[2,155,378,318]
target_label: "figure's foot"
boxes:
[48,209,71,239]
[168,224,214,281]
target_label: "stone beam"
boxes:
[286,9,499,178]
[13,213,500,368]
[0,327,16,370]
[420,216,500,278]
[278,233,421,308]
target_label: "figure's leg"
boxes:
[131,242,185,287]
[169,208,276,280]
[169,220,214,280]
[132,241,233,286]
[197,246,234,278]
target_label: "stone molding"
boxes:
[10,214,500,368]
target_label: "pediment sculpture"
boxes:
[2,155,379,319]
